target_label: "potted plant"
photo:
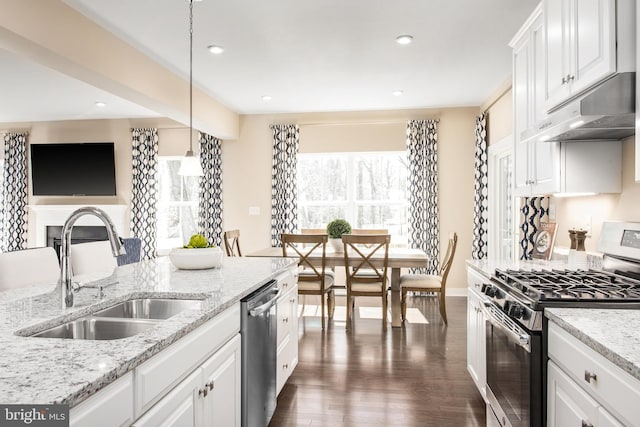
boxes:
[326,219,351,253]
[169,233,222,269]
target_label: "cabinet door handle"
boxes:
[199,387,208,398]
[290,298,295,304]
[561,76,567,84]
[584,370,597,383]
[283,363,289,369]
[568,74,575,82]
[206,381,214,391]
[581,421,594,427]
[283,317,289,323]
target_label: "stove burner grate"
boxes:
[494,268,640,301]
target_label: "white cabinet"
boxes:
[134,335,241,427]
[514,140,621,197]
[547,322,640,427]
[548,361,624,427]
[543,0,615,110]
[543,0,635,112]
[466,266,488,402]
[276,270,299,395]
[70,372,135,427]
[511,5,559,197]
[134,304,240,416]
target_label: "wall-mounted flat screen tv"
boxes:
[30,142,117,196]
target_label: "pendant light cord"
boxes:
[189,0,194,153]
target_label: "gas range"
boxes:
[482,267,640,331]
[483,221,640,427]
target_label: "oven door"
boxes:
[484,302,542,427]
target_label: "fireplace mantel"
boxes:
[28,204,129,248]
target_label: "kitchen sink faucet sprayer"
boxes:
[60,207,126,309]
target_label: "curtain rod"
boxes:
[297,118,440,127]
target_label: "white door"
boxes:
[531,140,560,195]
[570,0,615,95]
[544,0,572,109]
[201,335,242,427]
[489,136,516,261]
[547,361,598,427]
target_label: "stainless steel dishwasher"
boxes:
[241,280,279,427]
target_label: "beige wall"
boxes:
[223,107,478,290]
[486,89,513,145]
[553,136,640,251]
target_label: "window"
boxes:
[297,151,409,246]
[156,157,199,253]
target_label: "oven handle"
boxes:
[483,300,531,353]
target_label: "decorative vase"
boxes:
[329,238,343,253]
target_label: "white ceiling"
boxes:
[3,0,539,122]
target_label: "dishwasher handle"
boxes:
[249,289,280,317]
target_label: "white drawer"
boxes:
[134,303,240,416]
[70,372,134,427]
[548,322,640,427]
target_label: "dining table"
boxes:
[246,246,429,327]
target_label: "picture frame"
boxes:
[532,221,558,261]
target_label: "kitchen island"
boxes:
[545,308,640,427]
[0,255,297,413]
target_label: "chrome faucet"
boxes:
[60,207,126,308]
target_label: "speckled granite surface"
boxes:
[0,256,296,407]
[465,258,573,278]
[545,308,640,382]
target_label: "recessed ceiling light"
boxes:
[392,90,404,96]
[262,95,272,101]
[396,35,413,45]
[207,45,224,54]
[95,101,106,107]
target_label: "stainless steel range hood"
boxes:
[524,72,636,142]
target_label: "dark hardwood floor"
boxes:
[270,294,486,427]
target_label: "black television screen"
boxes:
[30,143,117,196]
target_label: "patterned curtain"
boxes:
[519,196,550,260]
[472,112,489,260]
[130,128,159,260]
[1,132,29,252]
[406,120,439,274]
[198,132,223,247]
[270,124,299,247]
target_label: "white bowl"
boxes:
[169,247,223,270]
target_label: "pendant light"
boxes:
[179,0,204,177]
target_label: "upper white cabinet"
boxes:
[511,5,559,197]
[511,1,625,197]
[543,0,636,112]
[515,140,621,197]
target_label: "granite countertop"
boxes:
[545,308,640,382]
[466,251,604,278]
[0,256,297,407]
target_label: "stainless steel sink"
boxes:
[30,317,158,340]
[92,298,202,320]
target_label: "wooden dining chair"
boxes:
[399,232,458,325]
[342,234,390,328]
[0,247,60,291]
[281,233,335,329]
[223,229,242,257]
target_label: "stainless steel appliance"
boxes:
[481,221,640,427]
[241,280,280,427]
